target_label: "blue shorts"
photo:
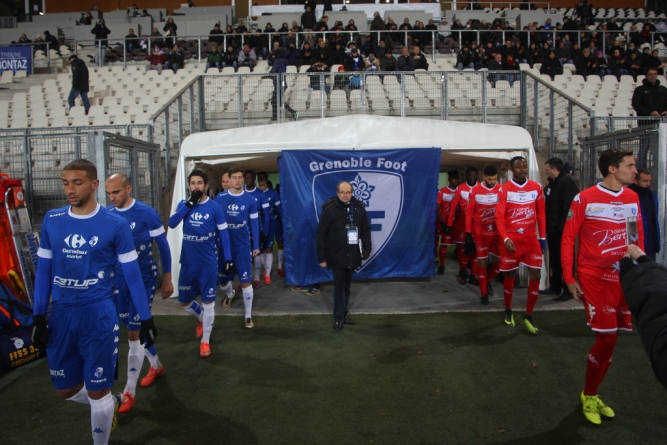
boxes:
[260,222,276,251]
[114,272,156,330]
[47,298,119,391]
[218,247,253,284]
[178,263,217,304]
[275,218,283,244]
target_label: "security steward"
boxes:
[316,181,372,331]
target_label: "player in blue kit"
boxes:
[168,169,233,357]
[244,170,270,288]
[215,167,260,328]
[258,176,282,284]
[31,159,157,445]
[105,173,173,413]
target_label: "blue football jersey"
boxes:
[109,199,164,277]
[263,188,282,220]
[214,190,260,251]
[176,197,228,265]
[37,204,139,307]
[245,187,270,233]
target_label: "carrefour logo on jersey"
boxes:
[62,234,93,259]
[189,212,210,227]
[227,203,245,217]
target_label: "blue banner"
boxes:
[280,148,441,285]
[0,46,32,74]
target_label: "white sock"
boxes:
[202,302,215,343]
[89,393,115,445]
[66,385,90,405]
[242,286,253,319]
[278,249,284,268]
[264,253,273,275]
[183,301,203,322]
[124,340,143,396]
[220,281,234,299]
[144,348,161,369]
[254,256,262,280]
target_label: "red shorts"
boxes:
[499,235,543,271]
[452,219,466,245]
[473,231,500,259]
[578,272,632,333]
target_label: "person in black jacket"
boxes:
[619,244,667,390]
[164,44,185,73]
[316,181,372,331]
[67,55,90,114]
[632,68,667,167]
[540,157,579,301]
[208,23,224,46]
[540,50,563,79]
[163,17,178,48]
[91,19,110,66]
[628,170,661,260]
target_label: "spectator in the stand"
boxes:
[44,31,60,54]
[562,16,578,32]
[628,170,661,260]
[457,44,474,70]
[251,30,269,60]
[187,0,195,6]
[570,42,581,60]
[298,42,315,66]
[646,49,665,75]
[16,33,31,44]
[370,12,385,32]
[315,39,330,65]
[510,40,527,64]
[307,61,331,91]
[268,41,283,67]
[606,39,623,57]
[91,19,111,65]
[498,39,513,59]
[544,18,553,30]
[301,6,316,31]
[149,27,163,47]
[539,41,552,61]
[314,15,329,40]
[80,11,94,26]
[380,50,396,72]
[577,0,594,28]
[329,42,346,65]
[209,24,224,46]
[264,22,276,33]
[205,45,223,72]
[627,52,645,81]
[323,0,332,12]
[284,42,299,66]
[624,42,639,57]
[504,54,520,84]
[396,46,415,71]
[574,48,594,78]
[164,43,184,73]
[344,48,365,71]
[278,22,289,34]
[67,54,90,114]
[222,44,239,71]
[608,48,629,80]
[412,20,432,48]
[629,24,642,46]
[593,50,611,78]
[290,21,303,34]
[606,17,621,33]
[639,24,652,46]
[632,68,667,129]
[401,17,413,31]
[554,40,573,65]
[140,9,152,19]
[527,42,541,67]
[304,0,316,11]
[236,20,248,34]
[540,50,563,79]
[451,19,464,42]
[125,28,139,52]
[145,44,166,74]
[364,53,380,71]
[385,17,396,31]
[163,17,178,48]
[411,45,428,70]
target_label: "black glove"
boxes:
[260,232,267,243]
[185,190,203,208]
[444,225,452,235]
[140,317,158,349]
[464,233,475,256]
[32,314,48,350]
[223,260,234,275]
[362,251,370,260]
[439,221,447,232]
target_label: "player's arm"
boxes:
[561,195,584,299]
[559,180,579,232]
[249,200,260,253]
[495,187,509,241]
[274,197,283,219]
[151,227,173,299]
[445,191,460,227]
[31,221,52,349]
[636,200,646,252]
[261,199,271,235]
[535,186,547,240]
[465,191,476,234]
[168,200,189,228]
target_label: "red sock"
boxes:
[457,245,469,271]
[526,279,540,314]
[584,333,618,396]
[470,257,478,276]
[488,262,499,281]
[503,275,516,310]
[478,269,487,295]
[439,246,447,267]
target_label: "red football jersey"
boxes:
[562,184,644,284]
[465,182,501,235]
[446,182,477,227]
[495,179,546,240]
[437,186,457,223]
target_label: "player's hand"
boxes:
[627,244,646,260]
[439,221,447,232]
[31,314,48,350]
[160,273,174,299]
[464,233,475,256]
[140,317,158,349]
[185,190,203,208]
[361,251,370,260]
[319,261,327,267]
[505,238,516,253]
[539,238,547,253]
[252,249,260,257]
[444,225,452,235]
[566,281,584,302]
[223,260,234,275]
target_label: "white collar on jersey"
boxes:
[68,203,101,219]
[510,178,529,188]
[481,183,497,191]
[194,196,209,204]
[596,183,624,196]
[228,189,245,196]
[114,198,136,212]
[245,186,257,193]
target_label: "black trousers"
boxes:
[332,268,354,322]
[547,232,563,292]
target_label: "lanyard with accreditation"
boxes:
[345,201,362,254]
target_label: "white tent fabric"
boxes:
[167,115,538,294]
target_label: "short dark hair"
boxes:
[257,171,268,180]
[63,159,97,180]
[228,166,243,176]
[509,156,527,168]
[244,169,256,178]
[188,168,208,185]
[465,166,478,174]
[483,165,498,176]
[447,170,459,179]
[598,148,634,178]
[545,157,564,172]
[636,168,651,180]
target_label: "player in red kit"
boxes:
[465,165,501,305]
[496,156,546,333]
[561,148,643,425]
[436,170,459,275]
[445,167,479,285]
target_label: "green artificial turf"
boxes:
[1,312,665,445]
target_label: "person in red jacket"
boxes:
[495,156,546,333]
[145,44,166,74]
[562,148,644,425]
